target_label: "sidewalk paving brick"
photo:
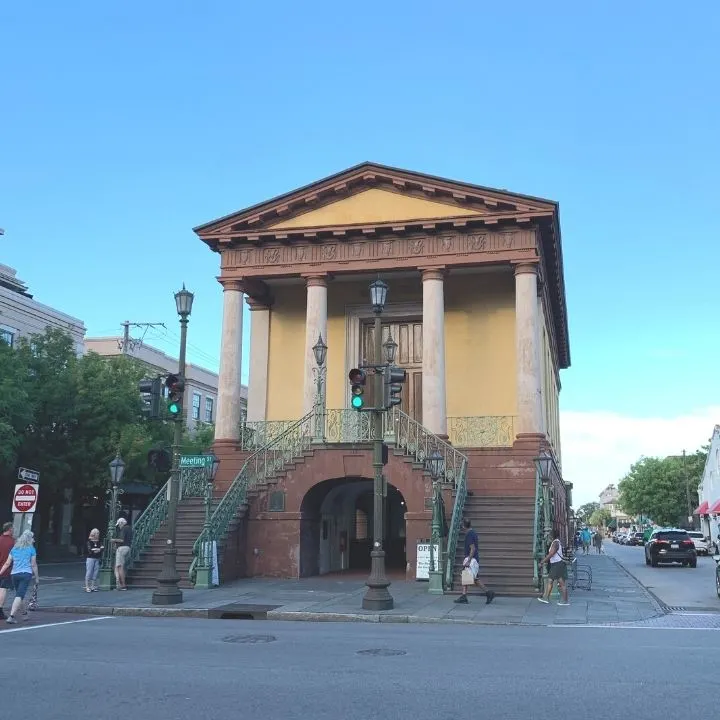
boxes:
[30,553,665,627]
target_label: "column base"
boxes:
[194,566,213,590]
[513,433,546,451]
[362,549,394,611]
[427,570,444,594]
[98,568,114,591]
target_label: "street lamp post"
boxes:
[362,278,394,611]
[312,334,328,444]
[152,285,194,606]
[98,454,126,591]
[425,450,445,594]
[194,452,220,590]
[534,452,555,590]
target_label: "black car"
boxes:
[627,532,645,546]
[645,529,697,567]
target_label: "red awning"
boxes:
[695,501,710,515]
[708,500,720,514]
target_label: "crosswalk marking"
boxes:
[0,616,114,634]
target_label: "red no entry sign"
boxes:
[12,483,39,513]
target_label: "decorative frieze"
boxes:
[220,229,537,272]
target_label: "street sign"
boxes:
[17,467,40,483]
[12,483,39,513]
[179,455,214,469]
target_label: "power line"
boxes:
[120,321,166,354]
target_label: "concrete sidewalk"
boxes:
[33,553,664,626]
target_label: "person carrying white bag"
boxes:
[455,518,495,605]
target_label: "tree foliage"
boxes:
[0,328,215,503]
[576,502,600,522]
[589,507,612,527]
[618,450,707,527]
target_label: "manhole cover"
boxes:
[356,648,407,657]
[222,634,277,644]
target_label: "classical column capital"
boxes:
[302,273,331,288]
[245,295,273,311]
[218,277,245,292]
[419,266,447,282]
[513,261,539,277]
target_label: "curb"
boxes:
[40,604,529,626]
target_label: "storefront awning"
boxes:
[694,500,710,515]
[708,499,720,514]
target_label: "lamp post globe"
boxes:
[427,450,445,482]
[174,284,194,317]
[383,335,398,365]
[109,455,125,487]
[312,334,327,367]
[369,278,388,313]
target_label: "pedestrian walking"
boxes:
[454,519,495,605]
[0,522,14,620]
[593,529,603,555]
[580,527,592,555]
[111,518,132,590]
[0,530,40,624]
[537,536,569,606]
[85,528,104,592]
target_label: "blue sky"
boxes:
[2,2,718,502]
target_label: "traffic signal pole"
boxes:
[362,311,394,611]
[151,316,187,605]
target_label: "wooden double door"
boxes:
[360,319,422,423]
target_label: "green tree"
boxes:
[619,450,707,527]
[589,507,612,527]
[0,339,33,472]
[576,502,600,523]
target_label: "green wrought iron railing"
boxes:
[189,411,314,584]
[533,468,544,591]
[126,478,170,568]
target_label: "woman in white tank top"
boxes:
[538,537,569,605]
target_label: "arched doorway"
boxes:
[299,477,406,577]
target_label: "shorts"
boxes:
[548,561,568,581]
[12,572,33,599]
[115,545,131,568]
[0,576,12,590]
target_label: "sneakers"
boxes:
[557,601,570,606]
[454,594,469,604]
[537,597,550,604]
[5,615,17,624]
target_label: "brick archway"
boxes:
[245,447,432,578]
[298,477,407,578]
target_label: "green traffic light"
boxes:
[168,402,181,415]
[351,395,364,409]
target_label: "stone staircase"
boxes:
[450,494,536,596]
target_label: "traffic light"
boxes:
[165,373,185,417]
[139,376,162,419]
[147,448,172,473]
[383,366,407,409]
[348,368,367,410]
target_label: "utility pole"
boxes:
[119,321,166,355]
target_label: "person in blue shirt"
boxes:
[580,527,592,555]
[454,519,496,605]
[0,530,39,624]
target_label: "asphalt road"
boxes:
[604,540,720,610]
[2,616,718,720]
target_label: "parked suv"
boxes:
[645,529,697,567]
[687,531,710,555]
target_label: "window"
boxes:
[204,397,214,422]
[0,326,16,347]
[192,392,201,420]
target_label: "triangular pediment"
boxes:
[266,188,484,230]
[194,162,557,238]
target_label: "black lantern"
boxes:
[383,334,398,365]
[426,451,445,481]
[174,284,194,317]
[312,334,327,367]
[109,455,125,487]
[534,451,554,481]
[204,452,220,482]
[369,278,388,313]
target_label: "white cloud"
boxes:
[560,406,720,506]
